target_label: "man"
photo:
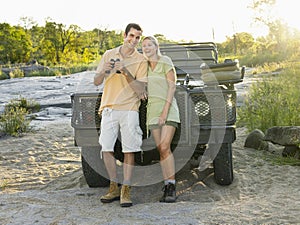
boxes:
[94,23,147,207]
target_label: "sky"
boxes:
[1,0,299,42]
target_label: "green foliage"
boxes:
[0,69,8,80]
[1,15,300,72]
[0,96,40,136]
[5,96,40,113]
[0,23,32,63]
[251,62,284,74]
[26,69,57,77]
[0,21,122,66]
[9,68,24,78]
[263,153,300,166]
[51,64,94,76]
[0,74,7,80]
[237,63,300,132]
[0,106,30,136]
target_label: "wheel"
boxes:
[213,143,234,185]
[81,146,110,187]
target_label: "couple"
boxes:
[94,23,180,207]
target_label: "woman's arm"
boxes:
[159,69,176,125]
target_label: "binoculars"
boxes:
[105,58,121,74]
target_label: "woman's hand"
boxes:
[158,113,168,126]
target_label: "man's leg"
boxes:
[123,152,134,183]
[100,152,121,203]
[99,108,120,203]
[120,152,134,207]
[119,110,142,207]
[103,152,117,181]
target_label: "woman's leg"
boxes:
[152,125,177,202]
[151,125,176,180]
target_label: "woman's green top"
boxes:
[147,55,180,126]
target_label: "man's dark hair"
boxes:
[125,23,143,35]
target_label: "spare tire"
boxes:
[81,146,110,187]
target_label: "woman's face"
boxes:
[142,39,157,58]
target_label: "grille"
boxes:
[190,89,236,125]
[71,93,148,134]
[71,93,102,129]
[71,88,237,131]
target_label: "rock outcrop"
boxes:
[245,126,300,159]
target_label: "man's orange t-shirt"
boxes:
[96,46,147,113]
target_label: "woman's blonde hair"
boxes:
[142,36,162,57]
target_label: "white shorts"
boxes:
[99,108,143,153]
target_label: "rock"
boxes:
[264,126,300,146]
[1,64,50,77]
[22,64,50,76]
[244,129,268,150]
[282,146,300,159]
[267,142,284,156]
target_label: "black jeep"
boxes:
[71,42,244,187]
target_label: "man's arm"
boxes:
[121,67,147,100]
[94,70,106,86]
[94,53,113,86]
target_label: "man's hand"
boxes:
[120,66,147,100]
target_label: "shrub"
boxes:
[26,69,57,77]
[0,70,9,80]
[237,63,300,132]
[9,68,24,78]
[0,106,30,136]
[0,97,40,136]
[5,96,40,113]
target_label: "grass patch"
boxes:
[237,62,300,133]
[0,106,30,136]
[5,96,40,113]
[9,68,25,78]
[0,63,95,80]
[263,154,300,166]
[0,96,40,136]
[26,69,57,77]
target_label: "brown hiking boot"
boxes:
[120,185,133,207]
[100,181,120,203]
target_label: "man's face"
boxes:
[124,27,142,49]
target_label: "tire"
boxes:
[213,143,234,185]
[81,146,110,187]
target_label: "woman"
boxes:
[142,36,180,203]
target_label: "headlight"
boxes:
[195,101,210,117]
[191,91,236,125]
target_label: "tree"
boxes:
[218,32,255,56]
[0,23,32,64]
[29,25,46,64]
[43,21,81,64]
[248,0,298,61]
[235,32,255,55]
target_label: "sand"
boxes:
[0,72,299,224]
[0,121,299,225]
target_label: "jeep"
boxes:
[70,42,244,187]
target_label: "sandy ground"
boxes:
[0,120,299,225]
[0,72,299,224]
